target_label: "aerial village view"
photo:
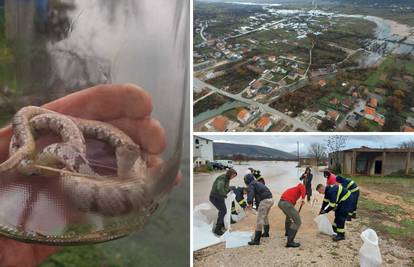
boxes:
[193,0,414,132]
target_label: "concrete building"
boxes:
[328,147,414,177]
[193,136,214,167]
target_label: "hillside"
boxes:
[213,142,296,160]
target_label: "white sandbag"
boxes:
[193,203,222,251]
[359,229,382,267]
[231,208,246,223]
[224,191,236,230]
[314,214,335,236]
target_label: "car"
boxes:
[212,162,226,170]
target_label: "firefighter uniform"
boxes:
[230,186,247,216]
[320,184,352,241]
[336,176,360,220]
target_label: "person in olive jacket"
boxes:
[209,168,238,236]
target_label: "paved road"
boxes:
[194,78,316,131]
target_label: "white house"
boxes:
[193,136,214,167]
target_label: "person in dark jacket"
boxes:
[316,183,352,241]
[230,186,247,224]
[300,167,313,202]
[336,175,360,221]
[209,168,238,236]
[249,167,266,184]
[244,173,274,245]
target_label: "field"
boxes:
[352,176,414,251]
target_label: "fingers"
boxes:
[109,117,166,154]
[43,84,153,121]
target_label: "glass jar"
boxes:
[0,0,189,245]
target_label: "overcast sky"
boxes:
[196,134,414,153]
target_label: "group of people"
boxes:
[209,167,360,248]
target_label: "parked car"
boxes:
[212,162,226,170]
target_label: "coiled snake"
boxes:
[0,106,155,217]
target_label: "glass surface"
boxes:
[0,0,189,245]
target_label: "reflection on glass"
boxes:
[0,0,189,245]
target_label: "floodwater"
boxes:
[194,161,326,206]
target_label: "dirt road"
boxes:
[194,162,414,266]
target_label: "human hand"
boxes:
[301,200,305,205]
[0,83,181,184]
[319,209,326,215]
[0,84,181,266]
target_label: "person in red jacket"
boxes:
[278,183,306,248]
[324,170,337,186]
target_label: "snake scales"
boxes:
[0,106,156,217]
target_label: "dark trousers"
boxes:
[352,190,360,214]
[210,194,227,226]
[333,201,352,235]
[306,186,312,202]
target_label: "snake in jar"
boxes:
[0,106,156,216]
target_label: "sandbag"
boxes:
[224,191,236,230]
[359,229,382,267]
[314,214,335,235]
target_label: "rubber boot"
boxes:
[332,233,345,242]
[262,225,270,237]
[346,214,352,221]
[248,231,262,245]
[286,229,300,248]
[231,217,236,224]
[352,212,357,219]
[285,220,290,236]
[213,223,225,236]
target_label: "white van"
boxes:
[215,160,233,169]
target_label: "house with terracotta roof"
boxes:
[364,106,385,126]
[319,79,327,87]
[255,116,272,132]
[364,106,376,120]
[342,98,353,109]
[368,97,378,108]
[237,109,252,125]
[211,116,229,132]
[403,126,414,132]
[330,98,338,105]
[327,110,339,121]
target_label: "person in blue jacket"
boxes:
[316,183,352,241]
[336,175,360,221]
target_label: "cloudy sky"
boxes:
[196,134,414,153]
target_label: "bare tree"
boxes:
[326,136,348,173]
[399,140,414,149]
[308,143,326,166]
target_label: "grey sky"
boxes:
[197,135,414,153]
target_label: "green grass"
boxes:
[349,176,414,249]
[359,196,407,217]
[364,57,394,88]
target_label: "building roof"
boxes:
[342,98,352,108]
[319,80,327,87]
[364,106,376,116]
[369,97,378,108]
[237,109,250,120]
[211,116,229,132]
[327,110,339,121]
[403,126,414,132]
[194,135,214,142]
[256,116,271,129]
[334,147,414,153]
